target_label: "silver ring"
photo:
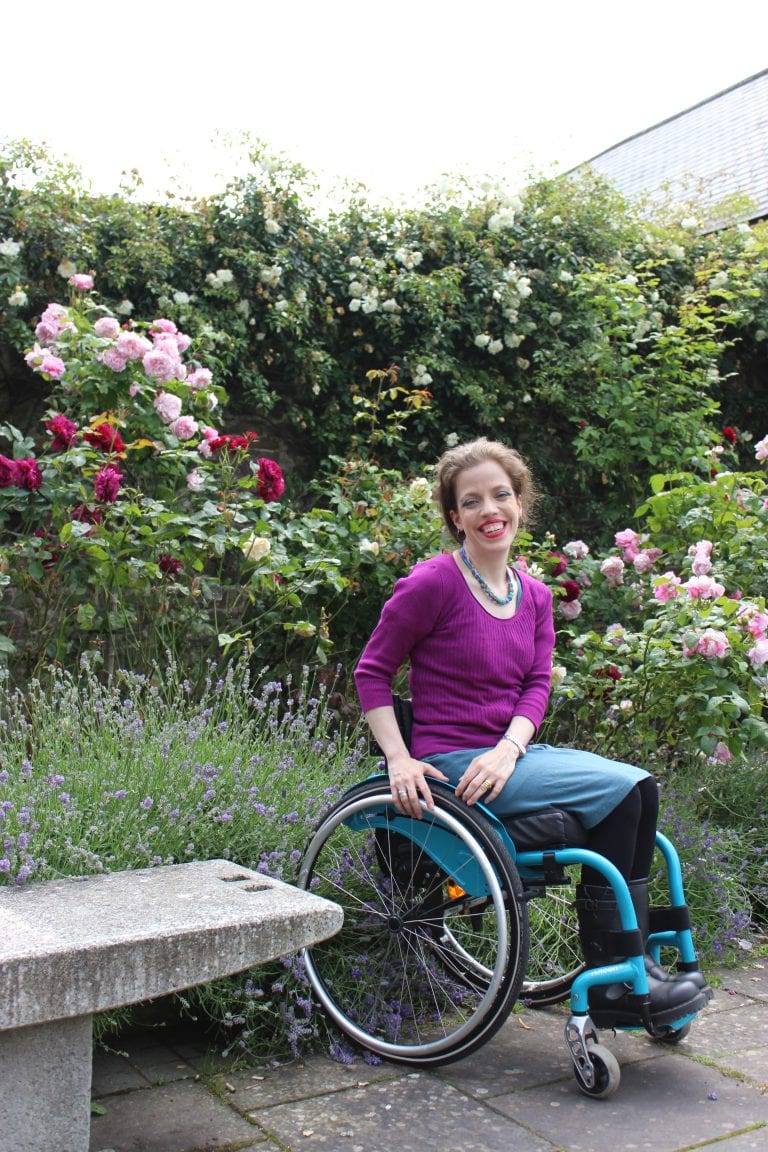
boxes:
[397,789,408,797]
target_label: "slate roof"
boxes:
[580,69,768,225]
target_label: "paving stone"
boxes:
[252,1074,554,1152]
[89,1079,265,1152]
[220,1053,401,1111]
[435,1007,668,1098]
[684,1001,768,1069]
[692,1128,768,1151]
[91,1048,153,1097]
[490,1051,768,1152]
[718,963,768,1003]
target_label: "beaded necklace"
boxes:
[459,545,517,606]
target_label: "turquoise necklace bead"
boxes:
[459,545,517,606]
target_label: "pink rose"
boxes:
[69,273,94,291]
[200,425,218,441]
[755,435,768,462]
[614,529,640,550]
[116,331,152,361]
[169,415,199,441]
[143,348,182,383]
[186,469,205,492]
[604,623,626,646]
[187,368,213,390]
[653,573,681,601]
[695,629,730,660]
[35,303,74,343]
[94,317,121,339]
[151,318,178,335]
[558,599,582,621]
[748,638,768,667]
[153,391,183,424]
[39,353,66,379]
[100,347,128,373]
[632,550,656,575]
[600,556,625,587]
[747,612,768,639]
[712,742,733,763]
[683,575,725,600]
[35,321,61,344]
[563,540,590,559]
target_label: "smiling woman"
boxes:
[353,435,708,1032]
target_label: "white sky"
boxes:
[3,0,767,205]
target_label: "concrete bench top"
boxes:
[0,858,343,1031]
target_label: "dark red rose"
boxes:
[256,457,285,501]
[560,579,581,602]
[0,455,19,488]
[594,665,622,682]
[722,426,737,445]
[46,414,78,451]
[94,464,123,503]
[548,551,568,576]
[15,458,43,490]
[71,504,102,526]
[158,555,183,576]
[83,422,126,454]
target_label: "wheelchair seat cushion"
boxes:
[502,807,587,850]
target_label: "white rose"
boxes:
[7,288,28,307]
[0,239,22,258]
[474,333,491,348]
[241,534,271,562]
[57,258,77,279]
[359,538,380,556]
[488,339,504,355]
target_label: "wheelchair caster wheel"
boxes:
[574,1041,621,1099]
[650,1021,692,1045]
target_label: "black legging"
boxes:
[581,777,659,886]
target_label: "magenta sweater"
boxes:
[354,552,556,759]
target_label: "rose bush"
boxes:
[0,277,293,676]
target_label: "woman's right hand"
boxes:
[387,753,449,819]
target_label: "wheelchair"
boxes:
[297,711,711,1099]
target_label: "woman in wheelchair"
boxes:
[354,436,708,1032]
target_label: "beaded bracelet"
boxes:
[502,734,527,758]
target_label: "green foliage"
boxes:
[3,139,768,540]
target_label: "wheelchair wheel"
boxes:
[298,778,528,1066]
[521,872,585,1007]
[573,1040,621,1099]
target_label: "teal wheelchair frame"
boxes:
[298,774,710,1098]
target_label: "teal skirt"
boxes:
[423,744,649,830]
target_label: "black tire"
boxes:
[298,778,528,1066]
[573,1040,621,1099]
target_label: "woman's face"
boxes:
[449,459,523,556]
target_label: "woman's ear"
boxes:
[449,509,461,535]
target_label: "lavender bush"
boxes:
[0,656,371,1057]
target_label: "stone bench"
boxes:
[0,859,343,1152]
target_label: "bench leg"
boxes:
[0,1014,93,1152]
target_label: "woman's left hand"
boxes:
[455,742,519,806]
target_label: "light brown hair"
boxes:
[433,437,537,541]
